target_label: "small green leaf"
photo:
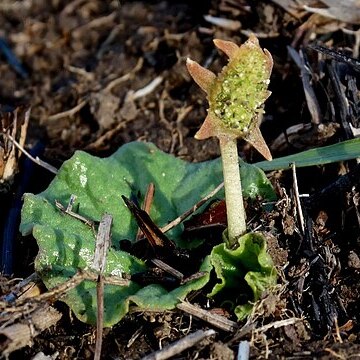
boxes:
[20,142,275,326]
[209,232,277,320]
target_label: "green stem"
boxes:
[219,136,247,247]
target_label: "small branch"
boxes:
[1,272,41,303]
[48,99,87,121]
[253,317,302,333]
[160,181,224,233]
[104,58,143,92]
[131,76,163,100]
[151,259,184,281]
[6,134,58,174]
[177,301,238,332]
[0,305,62,357]
[55,197,96,230]
[141,329,216,360]
[6,270,129,310]
[91,214,112,273]
[219,137,246,246]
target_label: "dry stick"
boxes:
[7,270,128,310]
[177,301,238,332]
[65,194,77,212]
[291,163,305,234]
[91,214,113,360]
[55,198,96,230]
[67,65,94,81]
[6,134,58,174]
[48,99,88,121]
[104,58,143,92]
[0,305,62,357]
[180,271,208,285]
[253,317,302,333]
[141,329,216,360]
[160,181,224,234]
[1,272,41,303]
[151,259,184,281]
[131,76,163,100]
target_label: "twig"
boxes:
[104,58,143,92]
[1,272,41,303]
[204,15,240,31]
[48,99,87,121]
[127,326,144,348]
[333,317,343,344]
[177,301,238,332]
[72,12,117,37]
[65,194,77,212]
[180,271,208,285]
[6,134,58,174]
[92,214,113,360]
[151,259,184,281]
[253,317,302,333]
[5,270,128,310]
[55,197,96,230]
[132,76,163,100]
[291,163,305,234]
[66,65,94,81]
[91,214,112,274]
[160,182,224,233]
[141,329,216,360]
[0,305,62,357]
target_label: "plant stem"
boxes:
[219,136,247,247]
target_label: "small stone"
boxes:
[348,251,360,269]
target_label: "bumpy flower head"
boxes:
[187,34,273,160]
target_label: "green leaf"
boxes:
[20,141,275,326]
[209,232,277,320]
[255,138,360,171]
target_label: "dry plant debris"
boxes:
[0,0,360,359]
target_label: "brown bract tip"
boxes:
[244,126,272,161]
[213,39,239,59]
[186,58,216,94]
[194,113,218,140]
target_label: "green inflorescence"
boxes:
[210,48,270,134]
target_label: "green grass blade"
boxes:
[255,138,360,171]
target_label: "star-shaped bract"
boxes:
[186,35,273,160]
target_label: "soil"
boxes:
[0,0,360,359]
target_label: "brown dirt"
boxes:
[1,0,360,359]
